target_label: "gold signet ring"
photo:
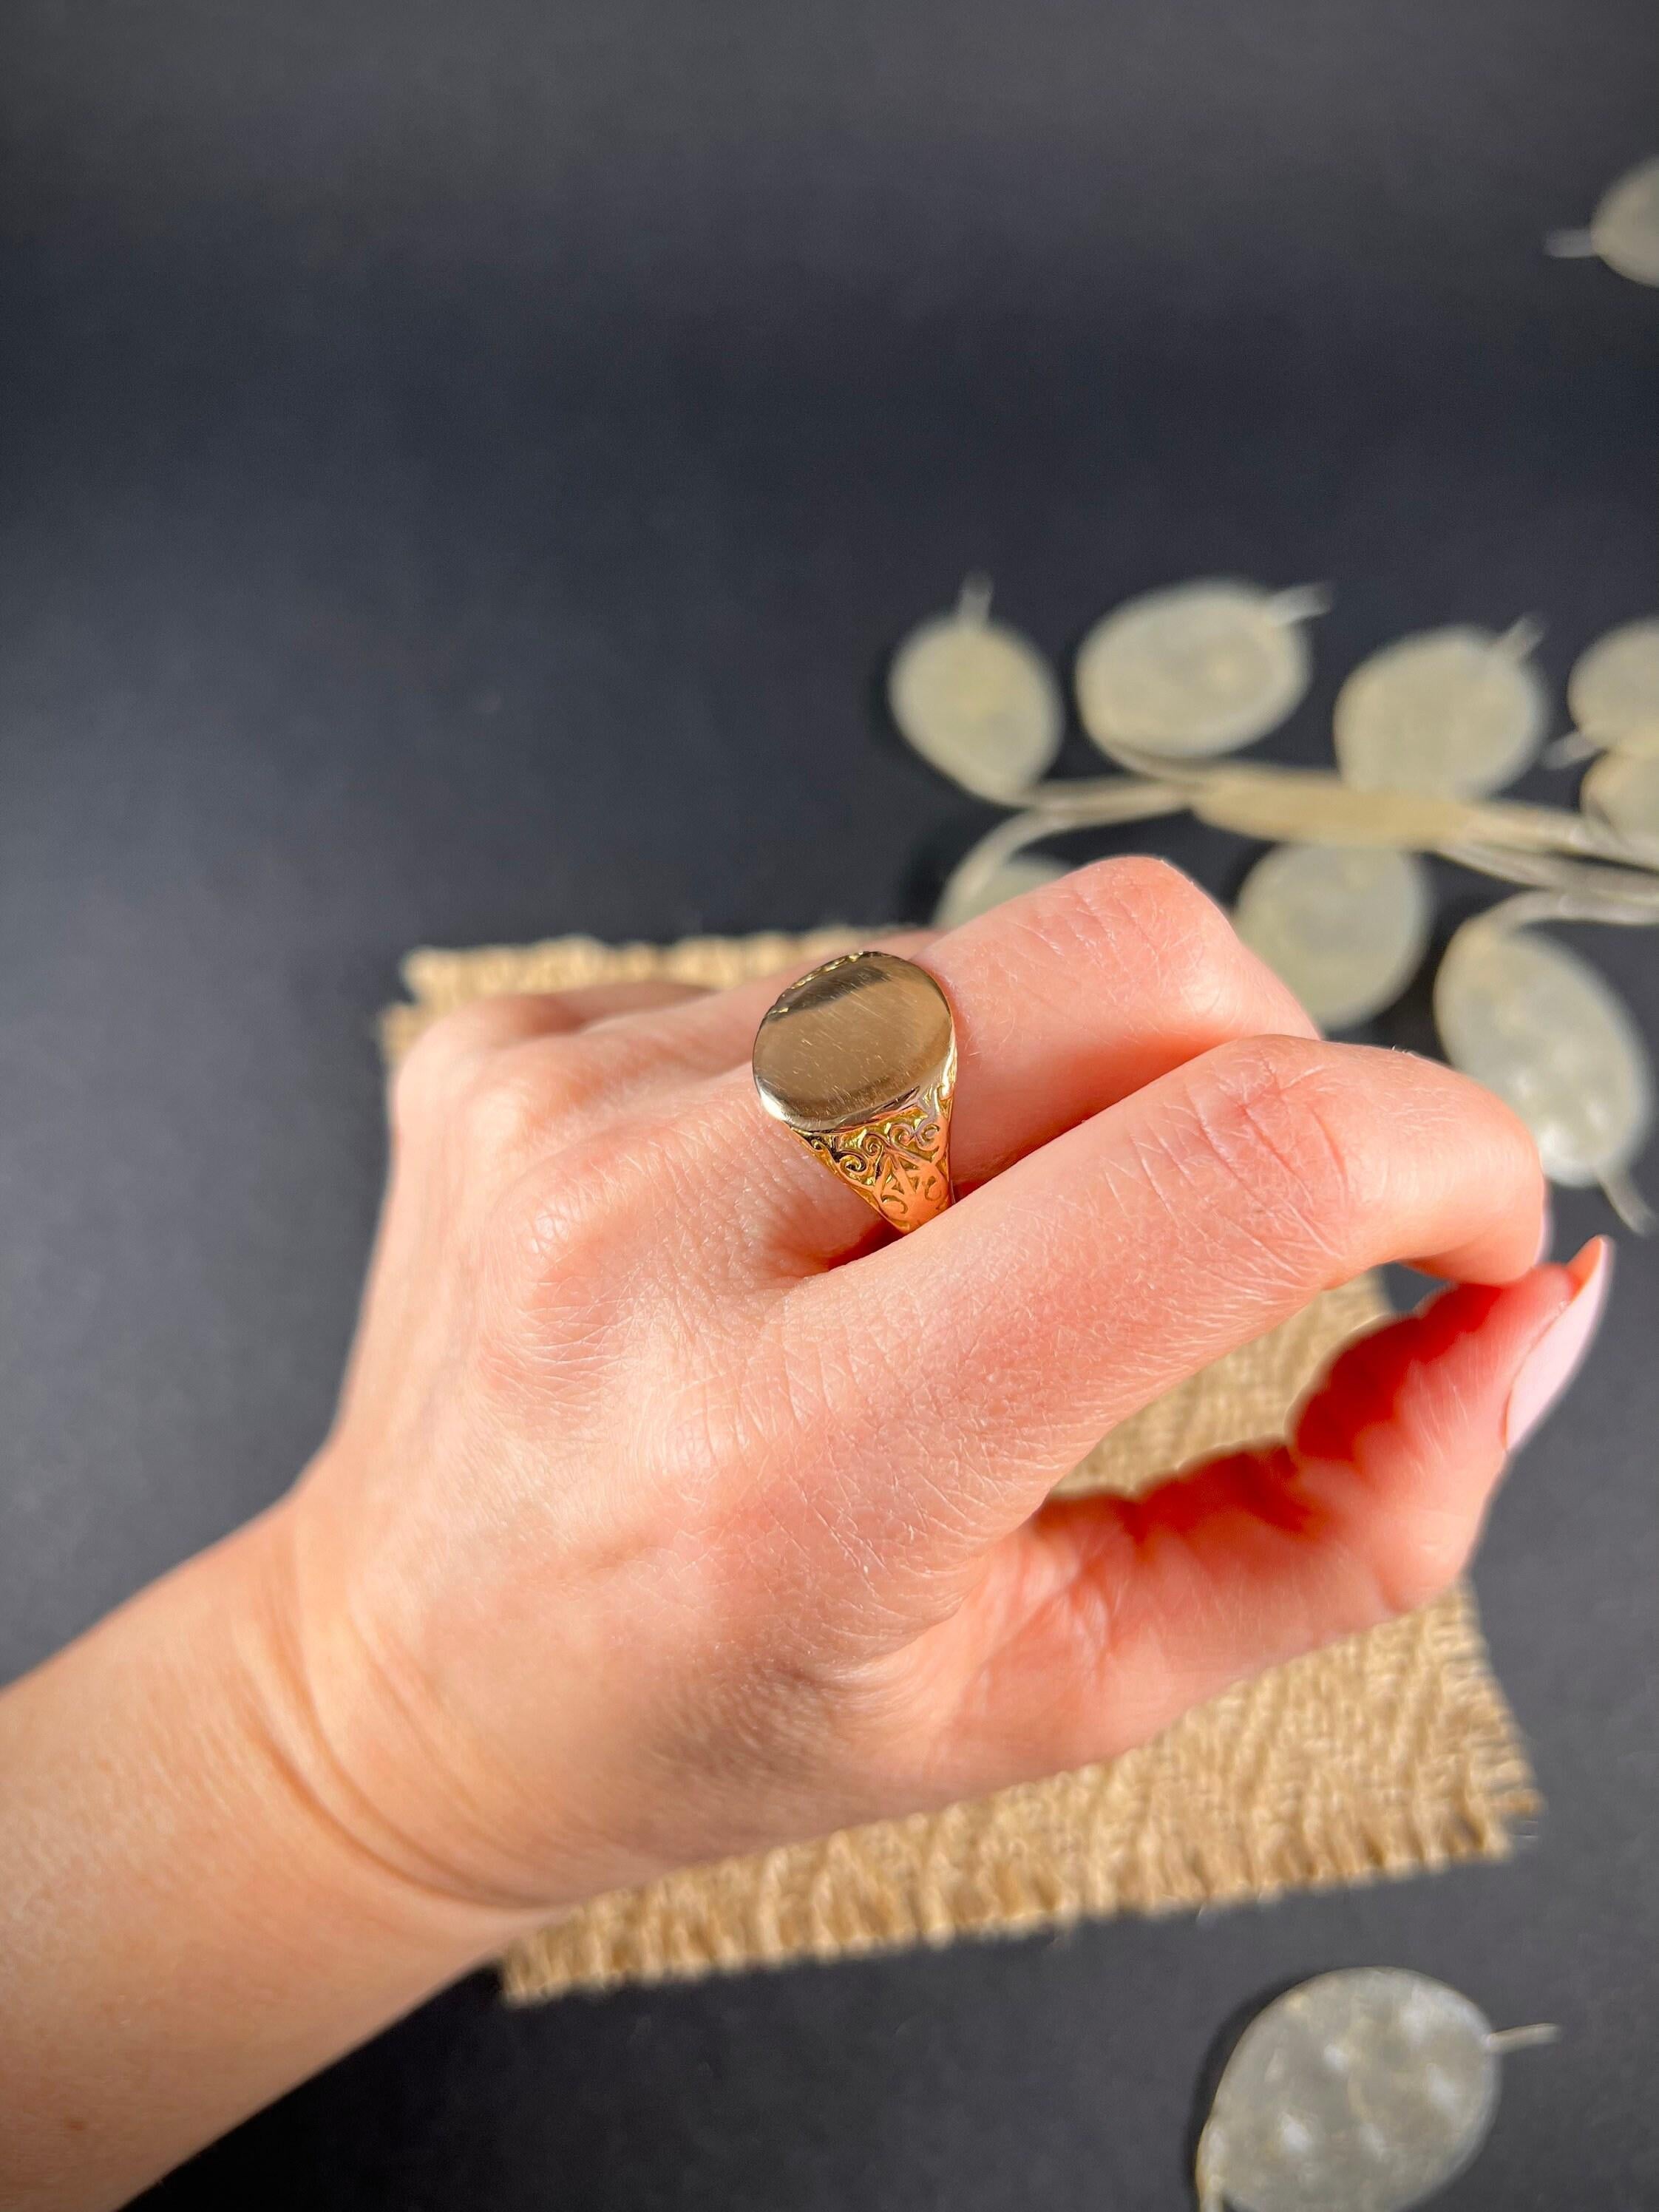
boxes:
[752,951,957,1233]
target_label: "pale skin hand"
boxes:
[0,857,1609,2210]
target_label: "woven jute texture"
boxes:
[385,929,1538,2002]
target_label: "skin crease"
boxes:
[0,856,1612,2212]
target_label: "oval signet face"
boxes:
[753,952,955,1135]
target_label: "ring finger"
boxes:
[670,856,1320,1265]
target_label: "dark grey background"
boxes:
[2,1,1655,2204]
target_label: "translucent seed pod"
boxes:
[889,576,1064,803]
[1583,750,1659,855]
[1196,1969,1556,2212]
[1075,579,1324,764]
[932,781,1190,928]
[934,849,1069,927]
[1566,618,1659,759]
[1334,622,1549,800]
[1436,900,1654,1227]
[1547,155,1659,286]
[1235,843,1432,1028]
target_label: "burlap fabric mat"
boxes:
[384,929,1537,2002]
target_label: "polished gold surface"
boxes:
[753,951,954,1131]
[753,951,956,1230]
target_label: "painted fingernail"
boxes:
[1504,1238,1613,1451]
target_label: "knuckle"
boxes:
[388,1012,473,1138]
[455,1051,568,1167]
[1179,1036,1376,1269]
[489,1145,625,1303]
[389,994,588,1135]
[463,1174,625,1401]
[1059,857,1246,1025]
[394,1022,586,1172]
[388,1001,529,1130]
[1075,852,1221,945]
[482,1110,710,1341]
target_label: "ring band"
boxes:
[751,951,957,1232]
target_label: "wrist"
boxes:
[0,1510,532,2212]
[214,1499,543,1955]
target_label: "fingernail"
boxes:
[1504,1238,1613,1451]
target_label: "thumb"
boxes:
[886,1240,1611,1794]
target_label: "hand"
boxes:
[256,858,1599,1919]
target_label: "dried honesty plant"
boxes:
[1547,154,1659,287]
[889,577,1658,1229]
[1195,1969,1557,2212]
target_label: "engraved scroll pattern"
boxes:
[801,1078,954,1232]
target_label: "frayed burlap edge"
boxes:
[384,929,1538,2003]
